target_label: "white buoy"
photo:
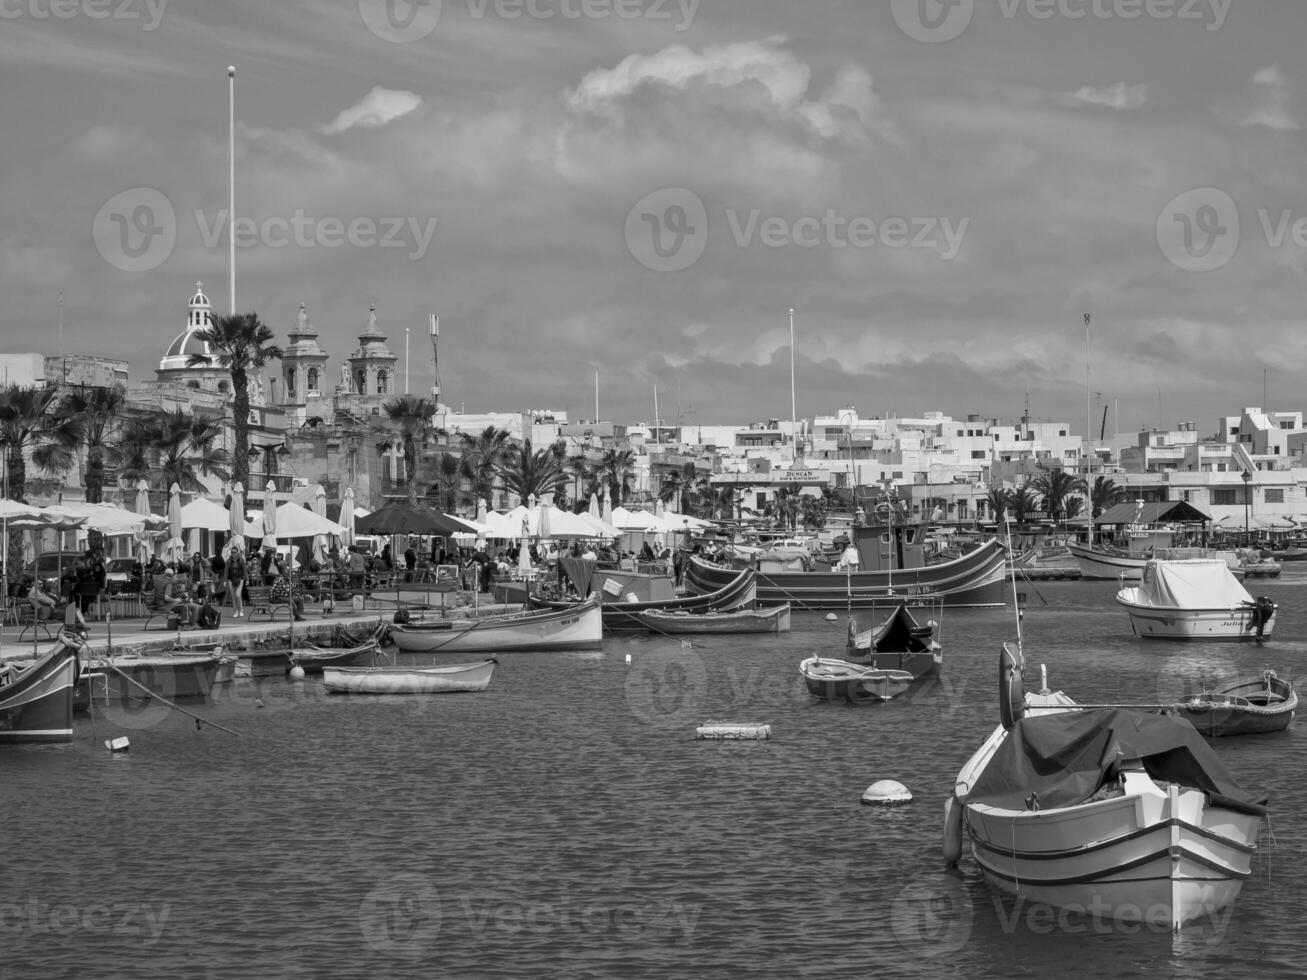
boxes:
[289,665,306,680]
[255,698,265,709]
[825,613,838,622]
[105,737,130,753]
[861,779,913,806]
[624,654,632,664]
[696,721,771,740]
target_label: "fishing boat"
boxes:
[393,597,602,653]
[683,520,1007,609]
[291,639,383,674]
[631,603,791,635]
[1174,670,1297,737]
[323,659,497,695]
[943,644,1267,930]
[75,650,230,712]
[798,656,914,703]
[0,630,81,743]
[529,568,757,632]
[1114,558,1277,640]
[235,649,294,678]
[844,597,943,678]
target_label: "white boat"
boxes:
[944,644,1267,930]
[798,656,914,703]
[323,659,497,695]
[1114,558,1277,640]
[391,597,602,654]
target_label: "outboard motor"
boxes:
[1249,596,1276,638]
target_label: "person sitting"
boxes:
[167,580,196,628]
[194,584,221,630]
[640,541,656,562]
[28,577,61,621]
[269,572,306,621]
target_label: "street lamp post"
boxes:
[1242,470,1252,542]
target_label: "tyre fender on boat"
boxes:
[999,643,1025,729]
[942,794,963,867]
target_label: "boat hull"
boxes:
[1115,595,1277,641]
[1070,544,1146,581]
[530,569,757,631]
[632,604,790,635]
[323,660,496,694]
[75,654,228,712]
[237,650,293,677]
[965,786,1261,927]
[291,643,381,674]
[1177,673,1297,737]
[845,602,943,678]
[393,598,602,653]
[799,658,913,703]
[684,544,1006,609]
[0,645,78,743]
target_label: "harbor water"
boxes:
[3,575,1306,979]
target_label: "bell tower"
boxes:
[281,301,329,413]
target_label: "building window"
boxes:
[971,450,986,460]
[307,368,319,393]
[218,380,229,393]
[355,372,366,395]
[1211,488,1237,506]
[377,371,389,395]
[1266,488,1285,504]
[285,370,296,397]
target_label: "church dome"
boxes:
[158,280,219,374]
[164,329,213,360]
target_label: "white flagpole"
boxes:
[405,326,410,394]
[228,66,236,316]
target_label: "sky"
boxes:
[1,0,1305,435]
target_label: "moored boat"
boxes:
[1114,558,1276,640]
[632,603,790,635]
[394,597,602,653]
[798,656,914,703]
[236,649,294,677]
[291,639,383,675]
[323,659,497,695]
[0,631,81,743]
[844,598,942,678]
[76,650,230,712]
[529,568,756,631]
[1173,670,1297,737]
[945,644,1267,930]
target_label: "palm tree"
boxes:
[598,447,636,504]
[1030,467,1087,525]
[1009,486,1039,525]
[0,385,83,580]
[188,312,282,491]
[459,426,513,505]
[1063,496,1085,521]
[496,438,569,503]
[1090,476,1128,518]
[565,451,599,506]
[382,395,440,504]
[422,451,466,514]
[62,384,128,506]
[120,410,230,494]
[984,487,1009,523]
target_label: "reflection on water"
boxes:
[3,576,1305,979]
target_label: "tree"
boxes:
[657,461,698,514]
[1063,496,1085,521]
[1090,476,1128,518]
[423,451,466,514]
[1009,486,1039,525]
[598,447,636,504]
[120,410,230,493]
[188,312,282,491]
[0,385,82,580]
[496,438,569,503]
[458,426,513,504]
[984,487,1010,523]
[1030,467,1087,524]
[382,395,440,504]
[62,384,128,506]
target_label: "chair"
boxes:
[17,601,54,642]
[3,595,19,627]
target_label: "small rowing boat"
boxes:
[632,604,790,635]
[1174,670,1297,737]
[323,659,497,695]
[799,656,914,703]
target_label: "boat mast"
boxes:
[789,308,797,462]
[1085,312,1092,549]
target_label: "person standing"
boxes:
[404,543,417,583]
[227,548,248,619]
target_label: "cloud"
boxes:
[1241,63,1299,131]
[317,87,423,136]
[1061,83,1148,112]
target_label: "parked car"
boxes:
[105,558,142,593]
[22,552,84,589]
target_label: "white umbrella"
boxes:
[180,497,233,532]
[601,486,613,526]
[228,481,246,556]
[188,526,202,557]
[261,480,278,549]
[134,479,150,518]
[338,488,356,548]
[167,483,184,561]
[253,502,346,539]
[588,493,599,519]
[312,485,328,564]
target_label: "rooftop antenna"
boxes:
[429,314,441,405]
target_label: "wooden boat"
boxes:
[76,650,230,712]
[798,656,914,703]
[1175,670,1297,737]
[393,597,602,653]
[0,632,80,743]
[632,604,790,635]
[323,659,497,695]
[683,532,1007,610]
[235,649,294,677]
[291,640,382,674]
[1115,559,1277,640]
[944,643,1266,930]
[844,598,942,678]
[529,568,757,632]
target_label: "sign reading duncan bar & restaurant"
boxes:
[776,469,831,484]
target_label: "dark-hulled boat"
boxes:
[632,603,790,635]
[75,651,231,712]
[1174,670,1297,737]
[529,567,756,632]
[684,519,1006,609]
[291,639,383,674]
[845,599,942,678]
[0,633,81,743]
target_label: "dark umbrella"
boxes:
[355,504,480,608]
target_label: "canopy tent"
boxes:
[610,506,662,531]
[575,512,619,539]
[655,512,715,532]
[355,502,478,537]
[43,502,166,536]
[247,502,347,540]
[494,505,599,539]
[180,497,235,532]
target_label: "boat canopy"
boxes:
[961,708,1266,814]
[1137,558,1252,608]
[1095,500,1211,526]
